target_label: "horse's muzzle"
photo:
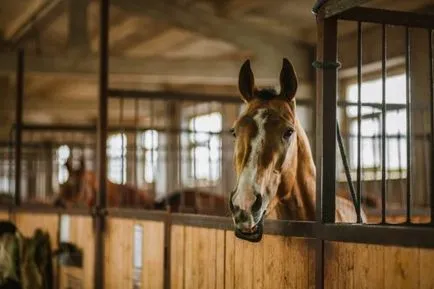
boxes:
[234,214,265,243]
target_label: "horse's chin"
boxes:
[234,214,265,243]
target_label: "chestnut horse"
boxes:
[55,157,228,215]
[54,157,154,209]
[155,189,228,216]
[229,59,366,242]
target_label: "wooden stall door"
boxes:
[0,210,9,220]
[325,241,434,289]
[105,217,165,289]
[59,215,94,289]
[171,226,315,289]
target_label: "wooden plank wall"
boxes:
[171,225,315,289]
[59,215,94,289]
[325,241,434,289]
[104,217,165,289]
[13,212,59,246]
[0,209,9,220]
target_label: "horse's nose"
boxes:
[229,192,262,214]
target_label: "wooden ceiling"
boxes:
[0,0,432,139]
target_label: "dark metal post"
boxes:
[356,21,363,223]
[381,23,387,223]
[316,17,338,224]
[314,13,338,289]
[95,0,109,288]
[405,27,412,223]
[15,50,24,206]
[429,29,434,224]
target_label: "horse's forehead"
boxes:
[244,100,294,125]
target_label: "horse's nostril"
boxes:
[235,210,249,223]
[251,194,262,213]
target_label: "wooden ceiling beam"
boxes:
[6,0,66,47]
[68,0,90,54]
[111,0,313,81]
[0,53,299,84]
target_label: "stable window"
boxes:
[345,74,407,180]
[137,130,159,184]
[107,133,127,184]
[57,145,70,184]
[188,112,222,185]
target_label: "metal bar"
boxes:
[95,0,109,288]
[321,223,434,248]
[150,99,156,200]
[356,21,362,223]
[314,15,338,289]
[381,23,387,224]
[120,97,125,186]
[338,7,434,30]
[19,123,231,135]
[429,29,434,224]
[405,27,412,223]
[134,98,138,192]
[8,128,13,198]
[320,0,371,18]
[337,123,359,216]
[320,17,338,224]
[14,50,24,207]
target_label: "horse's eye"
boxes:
[283,128,294,141]
[230,128,236,137]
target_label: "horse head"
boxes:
[229,58,301,242]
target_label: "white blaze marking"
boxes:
[233,109,268,211]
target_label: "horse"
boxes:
[229,59,366,242]
[54,156,154,209]
[154,189,229,216]
[55,156,228,215]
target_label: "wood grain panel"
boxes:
[384,246,420,289]
[141,220,164,289]
[104,218,164,289]
[13,212,59,246]
[0,210,9,220]
[59,215,94,289]
[325,241,434,289]
[353,243,384,289]
[104,218,133,289]
[225,230,236,289]
[170,225,185,289]
[419,248,434,289]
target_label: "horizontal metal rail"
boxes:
[2,206,434,248]
[338,7,434,29]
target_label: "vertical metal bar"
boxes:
[8,128,14,199]
[315,16,338,224]
[405,26,412,223]
[120,97,124,186]
[337,123,358,215]
[150,99,155,199]
[314,14,338,289]
[134,98,138,187]
[428,29,434,224]
[15,50,24,207]
[95,0,109,288]
[178,101,185,211]
[381,23,387,224]
[356,21,362,223]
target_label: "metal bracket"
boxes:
[312,60,342,70]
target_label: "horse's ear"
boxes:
[279,58,298,102]
[238,59,255,102]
